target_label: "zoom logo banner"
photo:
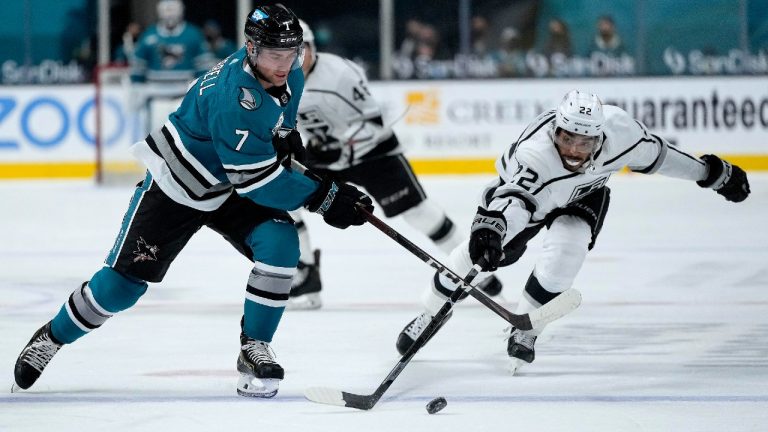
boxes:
[0,86,131,157]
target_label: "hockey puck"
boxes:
[426,397,447,414]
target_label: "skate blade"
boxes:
[237,374,280,398]
[11,383,22,393]
[286,293,322,311]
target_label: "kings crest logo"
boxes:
[569,176,609,203]
[239,88,261,111]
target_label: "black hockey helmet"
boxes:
[244,4,303,50]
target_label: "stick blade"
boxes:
[305,386,346,406]
[304,386,375,410]
[528,288,582,329]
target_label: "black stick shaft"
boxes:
[345,264,482,409]
[359,206,532,330]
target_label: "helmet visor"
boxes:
[253,46,305,71]
[555,129,599,154]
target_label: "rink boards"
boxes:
[0,76,767,178]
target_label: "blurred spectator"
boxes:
[114,22,143,65]
[471,15,492,56]
[543,18,572,57]
[398,19,442,62]
[398,19,423,60]
[415,24,441,61]
[203,20,237,62]
[130,0,212,83]
[590,15,625,55]
[493,26,527,77]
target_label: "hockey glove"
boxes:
[469,207,506,272]
[305,177,374,229]
[696,154,750,203]
[273,128,306,167]
[306,137,343,165]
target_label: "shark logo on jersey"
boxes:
[271,112,285,136]
[568,176,609,203]
[133,237,159,263]
[239,88,262,111]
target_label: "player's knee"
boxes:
[402,200,461,253]
[247,218,300,268]
[544,216,590,257]
[401,200,446,236]
[536,216,590,291]
[89,267,148,313]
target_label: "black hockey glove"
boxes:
[469,207,506,272]
[273,128,306,167]
[306,137,342,165]
[305,177,374,229]
[696,154,750,203]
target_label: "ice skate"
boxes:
[13,321,63,392]
[477,275,503,297]
[505,326,536,375]
[287,249,322,310]
[395,311,453,355]
[236,332,284,398]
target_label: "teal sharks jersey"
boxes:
[131,22,212,83]
[131,47,319,212]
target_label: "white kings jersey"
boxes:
[297,53,400,170]
[484,104,708,243]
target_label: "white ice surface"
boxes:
[1,174,767,431]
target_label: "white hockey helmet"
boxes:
[555,90,604,137]
[553,90,605,172]
[298,19,317,67]
[298,19,315,45]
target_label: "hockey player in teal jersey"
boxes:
[13,4,373,399]
[130,0,212,83]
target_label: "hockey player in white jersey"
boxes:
[395,90,751,372]
[286,19,502,309]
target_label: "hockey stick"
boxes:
[290,158,580,330]
[357,206,581,330]
[305,264,484,410]
[304,209,582,410]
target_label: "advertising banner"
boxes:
[1,76,766,178]
[370,76,768,159]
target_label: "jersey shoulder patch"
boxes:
[238,87,263,111]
